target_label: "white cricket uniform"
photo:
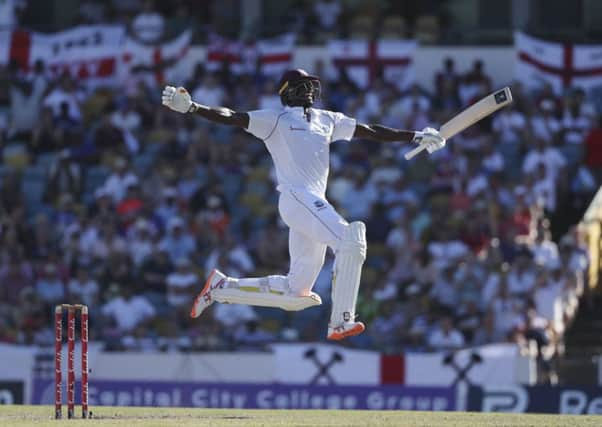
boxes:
[244,106,357,295]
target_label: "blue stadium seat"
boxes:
[36,153,58,169]
[21,166,48,211]
[84,166,111,195]
[132,153,156,174]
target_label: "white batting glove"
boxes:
[416,127,446,154]
[162,86,192,113]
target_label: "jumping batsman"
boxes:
[162,69,446,340]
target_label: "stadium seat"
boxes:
[84,165,111,194]
[350,16,373,40]
[36,152,58,169]
[382,16,407,39]
[415,15,440,44]
[21,166,48,210]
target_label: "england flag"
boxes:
[515,31,602,94]
[328,39,417,90]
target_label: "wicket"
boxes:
[54,304,89,419]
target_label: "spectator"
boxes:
[233,319,276,351]
[35,263,66,305]
[110,99,142,133]
[31,108,60,154]
[127,219,155,267]
[131,0,165,43]
[562,101,592,146]
[522,138,566,181]
[313,0,342,32]
[530,99,560,143]
[68,264,99,306]
[101,285,156,334]
[42,75,82,122]
[192,74,226,109]
[507,249,536,296]
[0,255,34,305]
[159,217,196,264]
[492,104,527,145]
[434,57,459,100]
[103,157,139,203]
[531,230,559,269]
[427,317,465,351]
[0,0,26,30]
[166,257,198,311]
[44,150,83,204]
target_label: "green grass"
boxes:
[0,405,600,426]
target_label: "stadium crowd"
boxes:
[0,6,599,385]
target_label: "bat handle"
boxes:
[404,143,427,160]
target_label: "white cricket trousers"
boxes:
[278,187,348,295]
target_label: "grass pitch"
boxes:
[0,405,600,426]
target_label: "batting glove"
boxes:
[162,86,193,113]
[419,127,446,153]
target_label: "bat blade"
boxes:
[439,86,512,139]
[404,87,513,160]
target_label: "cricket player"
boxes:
[162,69,445,340]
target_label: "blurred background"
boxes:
[1,0,602,413]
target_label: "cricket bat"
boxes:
[404,86,513,160]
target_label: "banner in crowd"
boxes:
[0,25,193,86]
[0,25,125,84]
[123,30,192,86]
[328,39,416,90]
[271,343,401,385]
[272,343,533,386]
[32,379,455,410]
[205,33,295,76]
[467,385,602,414]
[515,31,602,94]
[405,344,533,386]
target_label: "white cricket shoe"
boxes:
[190,269,227,318]
[327,321,365,341]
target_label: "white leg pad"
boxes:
[330,221,367,325]
[212,288,322,311]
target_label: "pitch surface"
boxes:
[0,405,600,426]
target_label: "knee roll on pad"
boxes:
[338,221,367,260]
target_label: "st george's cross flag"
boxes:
[515,31,602,94]
[328,39,417,90]
[205,33,295,76]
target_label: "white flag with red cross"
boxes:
[123,30,192,86]
[0,25,124,84]
[205,33,294,76]
[328,39,417,90]
[205,33,244,73]
[515,31,602,94]
[256,33,295,77]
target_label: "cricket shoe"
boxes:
[327,321,365,341]
[190,269,227,318]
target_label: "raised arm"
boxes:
[161,86,249,128]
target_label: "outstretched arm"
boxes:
[162,86,249,128]
[353,123,416,142]
[353,122,447,155]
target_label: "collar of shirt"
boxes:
[284,106,311,114]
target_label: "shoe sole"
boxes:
[327,322,365,341]
[190,269,217,318]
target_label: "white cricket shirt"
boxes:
[245,106,356,196]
